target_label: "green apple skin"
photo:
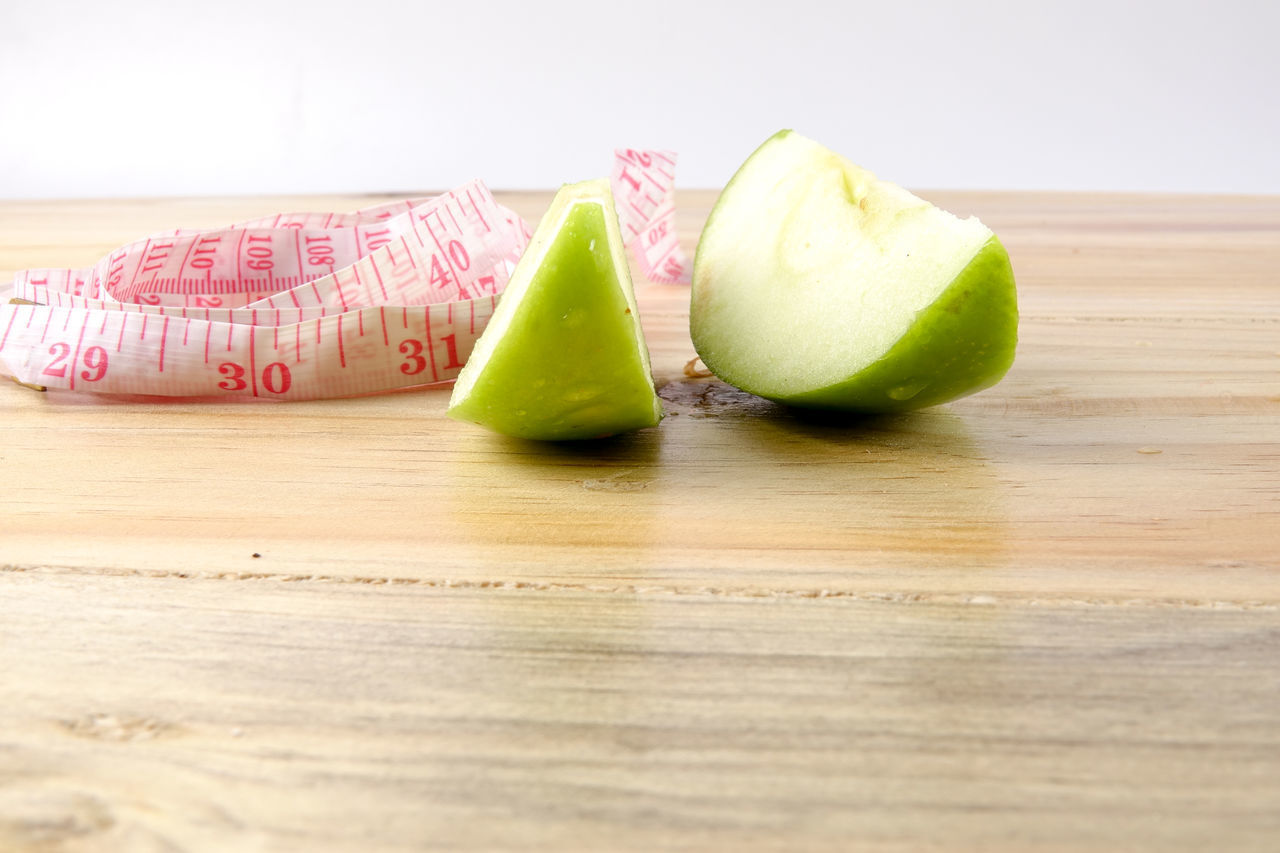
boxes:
[447,181,662,441]
[780,237,1017,412]
[691,130,1019,414]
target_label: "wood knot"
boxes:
[59,713,172,742]
[582,470,652,492]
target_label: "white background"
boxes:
[2,0,1276,198]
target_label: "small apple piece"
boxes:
[447,179,662,440]
[691,130,1018,413]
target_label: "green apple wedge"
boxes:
[447,179,663,440]
[691,130,1018,413]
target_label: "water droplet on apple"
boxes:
[886,379,929,401]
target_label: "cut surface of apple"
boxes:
[691,130,1018,413]
[447,179,662,440]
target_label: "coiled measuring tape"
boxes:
[0,150,689,401]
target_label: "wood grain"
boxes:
[1,189,1278,851]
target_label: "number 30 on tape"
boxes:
[0,150,688,401]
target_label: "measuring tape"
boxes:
[0,150,687,401]
[611,149,691,285]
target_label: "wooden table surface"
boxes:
[1,188,1278,852]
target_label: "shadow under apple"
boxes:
[437,373,1012,585]
[654,376,1013,576]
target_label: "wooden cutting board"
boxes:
[1,189,1277,851]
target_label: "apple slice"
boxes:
[691,130,1018,413]
[447,179,663,440]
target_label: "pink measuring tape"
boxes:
[610,149,690,285]
[0,150,689,401]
